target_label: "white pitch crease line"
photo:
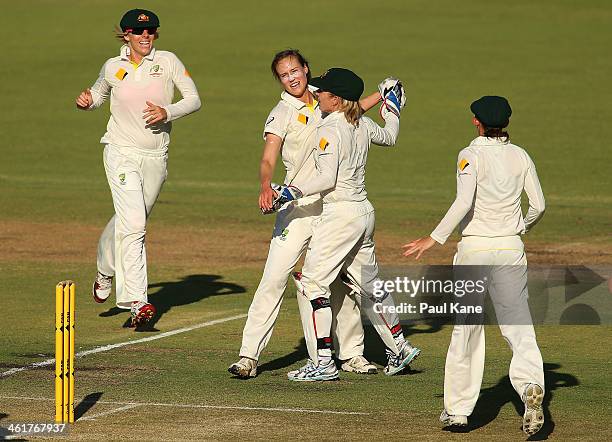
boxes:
[0,314,247,378]
[0,396,369,416]
[78,403,142,421]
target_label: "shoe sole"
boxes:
[441,420,468,427]
[228,365,257,378]
[523,384,544,435]
[131,304,156,327]
[287,372,339,382]
[385,347,421,376]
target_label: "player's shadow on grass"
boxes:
[99,274,246,331]
[443,362,578,440]
[257,339,307,375]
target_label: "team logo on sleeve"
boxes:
[297,113,309,125]
[266,116,275,125]
[319,138,329,151]
[458,158,470,171]
[115,68,128,80]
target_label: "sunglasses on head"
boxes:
[127,27,158,35]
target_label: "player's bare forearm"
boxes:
[359,91,382,112]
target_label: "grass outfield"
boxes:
[1,0,611,440]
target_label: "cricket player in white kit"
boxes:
[403,96,546,435]
[272,68,421,381]
[75,9,201,326]
[229,50,387,378]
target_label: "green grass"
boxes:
[1,0,611,439]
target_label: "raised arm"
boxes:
[359,91,382,112]
[523,153,545,233]
[364,113,400,147]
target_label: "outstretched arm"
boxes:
[403,150,477,259]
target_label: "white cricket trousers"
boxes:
[300,200,402,364]
[444,235,545,416]
[96,144,167,308]
[239,198,364,361]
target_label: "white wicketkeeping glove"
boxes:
[378,77,406,119]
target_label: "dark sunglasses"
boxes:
[128,27,158,35]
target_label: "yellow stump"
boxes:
[69,282,75,423]
[55,281,75,423]
[54,284,63,423]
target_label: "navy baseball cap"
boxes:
[310,68,364,102]
[470,96,512,128]
[120,9,160,32]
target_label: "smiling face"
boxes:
[274,56,309,98]
[124,28,156,62]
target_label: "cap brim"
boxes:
[309,77,326,90]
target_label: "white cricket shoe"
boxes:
[384,341,421,376]
[522,383,544,435]
[341,355,377,374]
[92,272,113,303]
[288,359,339,382]
[440,410,468,427]
[228,357,258,378]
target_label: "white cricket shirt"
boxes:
[430,136,546,244]
[298,111,400,204]
[88,45,201,153]
[263,88,321,187]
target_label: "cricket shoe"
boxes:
[228,357,258,378]
[288,359,339,382]
[384,341,421,376]
[92,272,113,303]
[522,383,545,435]
[130,301,156,327]
[341,355,377,374]
[440,410,468,427]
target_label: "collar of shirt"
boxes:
[469,136,510,147]
[119,44,156,63]
[317,110,344,128]
[280,89,318,111]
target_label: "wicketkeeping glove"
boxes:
[261,183,303,214]
[378,77,406,119]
